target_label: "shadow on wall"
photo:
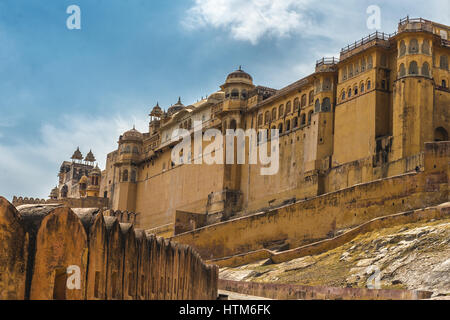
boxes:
[0,197,218,300]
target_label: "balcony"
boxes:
[398,17,433,33]
[340,31,393,60]
[315,57,339,73]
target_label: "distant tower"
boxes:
[84,150,96,165]
[218,67,255,219]
[87,165,101,197]
[49,187,59,201]
[149,102,163,135]
[115,127,143,212]
[392,20,435,161]
[71,147,83,163]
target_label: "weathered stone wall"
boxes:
[0,199,218,300]
[0,197,28,300]
[172,142,449,260]
[210,202,450,268]
[12,196,108,210]
[219,279,433,300]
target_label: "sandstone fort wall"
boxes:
[0,198,218,300]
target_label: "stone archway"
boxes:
[434,127,448,142]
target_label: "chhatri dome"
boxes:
[167,97,185,116]
[121,126,144,142]
[84,150,96,163]
[225,66,253,84]
[150,102,163,118]
[71,147,83,161]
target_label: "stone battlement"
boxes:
[0,197,218,300]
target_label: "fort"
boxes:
[0,197,218,300]
[6,16,450,300]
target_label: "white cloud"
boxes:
[184,0,313,45]
[0,113,148,202]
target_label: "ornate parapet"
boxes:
[12,196,57,207]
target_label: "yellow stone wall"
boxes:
[100,18,450,237]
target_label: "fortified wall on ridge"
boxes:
[0,197,218,300]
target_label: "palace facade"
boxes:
[56,17,450,236]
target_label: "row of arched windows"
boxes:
[314,78,332,93]
[179,119,192,130]
[399,39,430,57]
[340,79,372,102]
[267,110,315,136]
[342,55,373,82]
[225,89,248,100]
[440,55,449,70]
[398,61,431,77]
[259,91,315,125]
[120,144,140,155]
[122,169,137,183]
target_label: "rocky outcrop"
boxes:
[220,216,450,298]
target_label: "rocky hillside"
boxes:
[220,217,450,298]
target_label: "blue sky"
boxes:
[0,0,448,201]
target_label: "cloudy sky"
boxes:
[0,0,448,201]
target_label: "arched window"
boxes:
[422,62,430,77]
[301,94,307,108]
[308,111,313,125]
[231,89,239,99]
[381,54,387,67]
[309,91,314,104]
[315,80,321,93]
[442,79,448,88]
[354,62,359,75]
[258,114,263,126]
[348,87,352,98]
[315,99,321,113]
[422,40,430,54]
[132,146,139,154]
[348,64,354,77]
[301,114,306,126]
[367,55,373,69]
[293,117,299,128]
[264,111,270,124]
[341,90,346,101]
[360,82,365,93]
[434,127,448,142]
[409,61,418,75]
[361,58,366,71]
[125,145,131,154]
[279,105,284,118]
[399,40,406,57]
[399,63,406,77]
[272,108,277,120]
[367,80,371,90]
[440,55,449,70]
[354,85,358,96]
[286,101,292,114]
[323,78,331,91]
[122,170,129,182]
[230,119,237,130]
[409,39,419,54]
[286,119,291,132]
[278,123,283,134]
[131,170,137,183]
[294,98,300,112]
[61,185,68,198]
[241,90,248,100]
[321,98,331,112]
[342,67,348,81]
